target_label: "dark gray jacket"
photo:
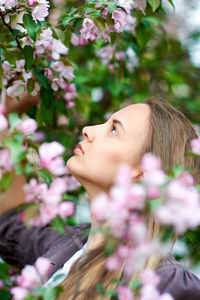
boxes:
[0,208,200,299]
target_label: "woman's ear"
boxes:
[131,167,143,181]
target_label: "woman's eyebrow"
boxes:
[113,119,125,131]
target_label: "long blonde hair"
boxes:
[60,98,200,300]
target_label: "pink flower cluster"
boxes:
[0,104,8,131]
[6,60,40,98]
[71,0,136,46]
[23,177,76,226]
[11,257,51,300]
[92,153,200,279]
[0,148,13,180]
[17,118,38,136]
[190,136,200,155]
[117,269,174,300]
[39,141,67,176]
[0,0,17,13]
[139,269,174,300]
[30,0,50,22]
[155,171,200,234]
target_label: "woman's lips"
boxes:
[74,143,84,154]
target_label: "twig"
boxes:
[0,11,22,51]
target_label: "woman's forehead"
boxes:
[112,103,150,129]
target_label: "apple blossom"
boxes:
[10,287,29,300]
[58,201,75,219]
[190,137,200,155]
[117,286,135,300]
[7,80,25,98]
[32,3,49,22]
[35,257,51,277]
[0,113,8,130]
[17,118,38,136]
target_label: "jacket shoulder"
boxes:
[157,256,200,300]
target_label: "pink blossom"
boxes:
[35,257,51,277]
[0,148,13,170]
[17,118,38,136]
[32,3,49,22]
[52,39,68,59]
[18,265,41,289]
[0,103,6,115]
[106,254,122,271]
[140,269,160,287]
[146,186,161,199]
[4,0,17,9]
[10,287,29,300]
[159,294,174,300]
[47,156,67,176]
[65,175,81,191]
[57,77,68,90]
[22,37,34,45]
[7,80,25,98]
[143,169,166,186]
[39,204,57,225]
[28,0,35,6]
[83,18,94,30]
[60,66,75,81]
[0,113,8,130]
[140,284,160,300]
[58,201,75,219]
[23,179,48,203]
[91,192,109,222]
[51,61,64,72]
[71,33,80,46]
[66,101,75,109]
[39,141,64,163]
[115,163,132,186]
[117,286,135,300]
[44,68,53,79]
[112,8,127,32]
[127,184,146,210]
[0,280,4,289]
[16,59,25,72]
[31,82,40,96]
[141,153,162,171]
[190,137,200,155]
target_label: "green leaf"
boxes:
[148,0,160,11]
[27,78,35,94]
[0,290,12,300]
[135,23,151,49]
[96,283,105,295]
[4,133,25,163]
[62,16,75,27]
[51,215,66,234]
[130,278,141,290]
[8,112,21,130]
[142,16,163,25]
[23,45,34,70]
[168,0,175,10]
[37,169,52,186]
[107,2,117,13]
[147,198,163,211]
[161,227,174,242]
[0,172,13,192]
[94,17,106,31]
[40,87,54,108]
[23,14,37,41]
[33,68,50,89]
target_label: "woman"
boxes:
[0,97,200,299]
[59,98,200,299]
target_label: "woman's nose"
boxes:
[82,126,95,142]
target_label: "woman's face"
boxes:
[67,103,151,190]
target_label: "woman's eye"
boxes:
[111,125,117,135]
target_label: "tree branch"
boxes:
[0,11,22,51]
